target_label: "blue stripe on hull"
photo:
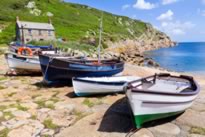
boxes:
[75,91,124,97]
[73,78,126,86]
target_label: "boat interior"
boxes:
[128,73,198,94]
[76,76,141,83]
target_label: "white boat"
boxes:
[5,52,84,74]
[5,52,41,73]
[124,73,200,128]
[72,76,141,96]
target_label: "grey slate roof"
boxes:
[16,21,54,30]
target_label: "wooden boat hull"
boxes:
[39,55,124,84]
[73,76,140,96]
[40,64,124,84]
[125,73,200,128]
[5,53,41,72]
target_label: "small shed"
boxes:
[16,17,56,43]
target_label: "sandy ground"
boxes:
[0,54,205,137]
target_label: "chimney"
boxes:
[16,16,19,22]
[48,17,52,24]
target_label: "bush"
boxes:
[9,0,27,10]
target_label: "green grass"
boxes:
[49,97,60,103]
[16,105,28,111]
[52,91,59,98]
[82,98,94,108]
[42,135,49,137]
[0,86,6,90]
[0,0,151,46]
[0,105,7,111]
[43,119,58,129]
[29,40,96,53]
[190,127,205,135]
[3,111,14,120]
[46,104,55,109]
[35,99,55,109]
[72,109,89,124]
[35,100,46,108]
[82,98,103,108]
[9,104,28,111]
[96,99,103,105]
[31,94,41,99]
[0,128,9,137]
[7,92,16,97]
[0,50,5,55]
[0,77,8,81]
[31,114,37,120]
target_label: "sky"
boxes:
[65,0,205,42]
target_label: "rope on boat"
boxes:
[43,57,54,82]
[125,128,141,137]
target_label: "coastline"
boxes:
[144,42,205,76]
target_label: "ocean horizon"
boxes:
[145,42,205,75]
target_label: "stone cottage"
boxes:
[16,17,55,43]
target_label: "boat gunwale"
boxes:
[5,52,39,59]
[72,77,128,86]
[39,54,124,67]
[127,73,200,96]
[40,63,124,72]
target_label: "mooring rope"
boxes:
[43,57,54,82]
[125,128,141,137]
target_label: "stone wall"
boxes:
[18,28,55,43]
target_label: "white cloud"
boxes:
[122,4,130,10]
[133,0,157,10]
[157,10,174,21]
[160,21,195,35]
[162,0,179,5]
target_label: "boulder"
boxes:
[132,128,154,137]
[149,123,180,137]
[48,109,75,127]
[2,119,29,129]
[8,128,32,137]
[176,109,205,128]
[3,108,17,113]
[12,110,31,118]
[41,129,55,136]
[54,102,75,112]
[20,102,38,109]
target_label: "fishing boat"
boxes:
[39,13,124,84]
[72,76,141,96]
[39,54,124,84]
[124,73,200,128]
[5,52,76,74]
[5,52,41,73]
[9,44,56,56]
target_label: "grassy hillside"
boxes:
[0,0,149,45]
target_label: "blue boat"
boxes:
[39,14,124,84]
[39,54,124,84]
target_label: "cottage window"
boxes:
[48,30,52,36]
[39,30,42,36]
[28,29,32,36]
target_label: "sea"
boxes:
[145,42,205,75]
